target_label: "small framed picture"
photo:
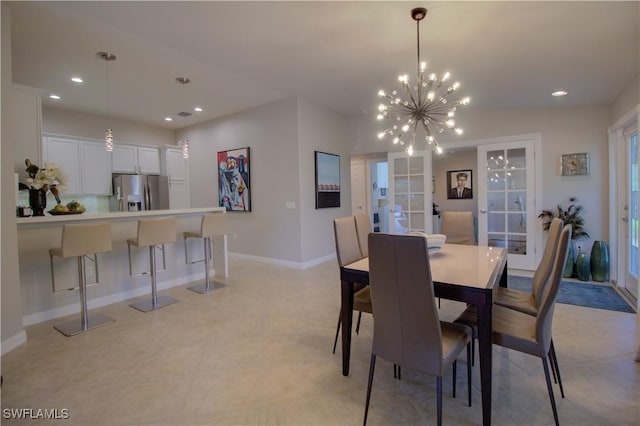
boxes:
[561,153,590,176]
[447,169,473,200]
[315,151,340,208]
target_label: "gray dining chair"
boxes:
[332,216,372,354]
[440,211,475,245]
[494,217,564,315]
[364,233,472,426]
[455,224,572,426]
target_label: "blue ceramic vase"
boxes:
[590,241,610,282]
[563,240,575,278]
[575,251,590,281]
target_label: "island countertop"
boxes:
[16,207,226,227]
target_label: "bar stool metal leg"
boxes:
[187,237,227,294]
[130,245,179,312]
[54,255,114,336]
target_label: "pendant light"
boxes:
[176,77,191,159]
[97,51,117,152]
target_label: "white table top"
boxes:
[16,207,226,227]
[344,243,507,290]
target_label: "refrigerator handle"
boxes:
[146,182,152,209]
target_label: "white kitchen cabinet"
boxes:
[161,146,188,181]
[80,142,111,195]
[112,145,160,174]
[168,179,190,209]
[42,137,81,195]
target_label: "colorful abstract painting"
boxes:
[218,147,251,212]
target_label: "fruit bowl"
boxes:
[48,209,84,215]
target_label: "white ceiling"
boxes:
[7,1,639,130]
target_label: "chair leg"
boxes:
[393,364,397,379]
[363,354,377,426]
[452,360,457,398]
[437,376,443,426]
[542,357,560,426]
[356,311,363,335]
[549,349,558,384]
[397,365,401,380]
[550,339,565,398]
[332,310,341,354]
[467,342,472,407]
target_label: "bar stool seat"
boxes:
[128,217,179,312]
[49,222,114,336]
[184,213,227,294]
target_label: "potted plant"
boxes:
[25,159,67,216]
[538,197,589,278]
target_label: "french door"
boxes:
[387,150,432,234]
[623,129,639,299]
[477,138,537,270]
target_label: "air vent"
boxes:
[177,111,192,117]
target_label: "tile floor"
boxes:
[1,256,638,425]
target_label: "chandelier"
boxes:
[376,8,470,156]
[176,77,191,159]
[97,52,117,152]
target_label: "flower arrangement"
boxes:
[538,196,589,240]
[25,159,67,204]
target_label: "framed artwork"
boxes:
[315,151,340,208]
[218,147,251,212]
[447,169,473,200]
[561,152,590,176]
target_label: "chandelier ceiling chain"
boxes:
[376,8,470,156]
[97,51,117,152]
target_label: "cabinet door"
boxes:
[138,147,160,174]
[165,148,187,180]
[168,180,190,209]
[80,142,112,195]
[43,137,81,195]
[112,145,138,173]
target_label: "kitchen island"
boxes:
[17,207,227,325]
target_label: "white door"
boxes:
[137,147,161,174]
[350,160,367,215]
[168,180,190,209]
[387,151,432,234]
[43,137,81,195]
[112,145,138,173]
[477,139,537,270]
[623,129,639,299]
[80,142,112,195]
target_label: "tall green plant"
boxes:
[538,197,589,240]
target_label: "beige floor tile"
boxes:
[2,256,638,425]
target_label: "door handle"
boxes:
[480,209,487,214]
[622,217,629,222]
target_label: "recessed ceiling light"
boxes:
[164,117,173,122]
[71,77,83,83]
[194,107,203,112]
[552,90,568,97]
[49,94,61,100]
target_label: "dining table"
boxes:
[340,243,507,426]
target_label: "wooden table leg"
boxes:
[476,292,493,426]
[499,259,508,288]
[341,278,355,376]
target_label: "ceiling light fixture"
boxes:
[176,77,191,159]
[49,94,61,100]
[71,76,83,83]
[376,8,470,156]
[552,90,568,97]
[97,51,117,152]
[164,117,173,122]
[194,106,203,113]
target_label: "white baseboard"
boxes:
[229,252,335,269]
[1,330,27,355]
[22,271,206,327]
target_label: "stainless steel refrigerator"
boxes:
[111,174,170,211]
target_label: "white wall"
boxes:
[178,97,304,263]
[610,73,639,125]
[42,107,175,147]
[297,98,351,263]
[1,4,28,352]
[348,105,611,253]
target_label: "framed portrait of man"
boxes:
[447,169,473,200]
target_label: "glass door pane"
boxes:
[388,151,432,234]
[628,132,638,295]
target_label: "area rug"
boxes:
[507,275,635,313]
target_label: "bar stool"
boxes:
[184,213,227,293]
[49,222,114,336]
[127,217,179,312]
